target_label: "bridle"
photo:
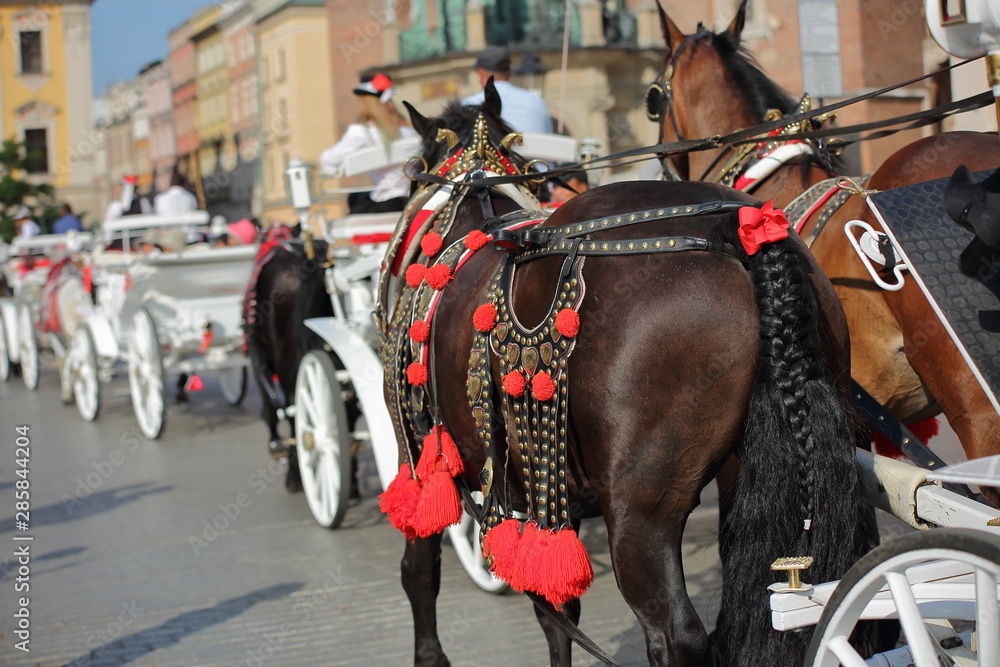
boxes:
[645,23,713,168]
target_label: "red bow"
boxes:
[737,200,790,255]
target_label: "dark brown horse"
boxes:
[379,83,873,666]
[653,0,1000,504]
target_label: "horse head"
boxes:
[649,0,801,183]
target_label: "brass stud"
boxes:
[654,241,662,249]
[668,239,676,247]
[644,211,651,218]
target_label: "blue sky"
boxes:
[91,0,212,97]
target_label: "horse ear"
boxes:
[484,76,503,117]
[403,101,430,137]
[725,0,749,43]
[655,0,686,52]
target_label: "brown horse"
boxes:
[653,0,1000,504]
[379,83,874,666]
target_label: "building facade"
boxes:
[143,60,175,196]
[0,0,99,223]
[222,0,259,221]
[256,0,335,224]
[169,17,199,197]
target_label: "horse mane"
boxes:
[710,30,854,175]
[710,31,797,119]
[417,99,521,166]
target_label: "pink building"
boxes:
[142,60,175,195]
[169,19,198,185]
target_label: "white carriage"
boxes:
[0,231,93,391]
[281,131,582,593]
[68,212,254,438]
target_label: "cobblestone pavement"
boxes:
[0,369,727,667]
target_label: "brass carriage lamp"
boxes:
[286,157,314,219]
[925,0,1000,131]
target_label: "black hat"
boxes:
[353,73,394,101]
[946,165,1000,247]
[473,46,511,73]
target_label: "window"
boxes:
[24,128,48,173]
[277,48,286,81]
[20,31,42,74]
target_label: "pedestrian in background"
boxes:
[463,46,553,134]
[320,72,417,214]
[53,203,83,233]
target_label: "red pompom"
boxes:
[407,362,428,386]
[554,308,580,337]
[503,371,526,397]
[424,263,453,290]
[405,263,426,288]
[421,232,443,257]
[540,527,593,608]
[409,320,431,343]
[379,464,421,538]
[465,230,489,251]
[473,303,497,332]
[872,417,940,460]
[483,518,522,581]
[413,470,462,537]
[532,372,556,401]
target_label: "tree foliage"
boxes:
[0,138,57,242]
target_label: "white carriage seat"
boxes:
[512,132,580,164]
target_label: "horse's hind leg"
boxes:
[402,533,450,666]
[605,502,709,665]
[533,596,579,666]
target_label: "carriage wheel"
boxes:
[219,366,247,406]
[69,327,101,421]
[0,310,10,382]
[807,529,1000,667]
[295,350,352,529]
[18,304,38,391]
[127,308,166,440]
[446,491,509,594]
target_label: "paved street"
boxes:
[0,365,725,667]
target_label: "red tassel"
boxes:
[379,464,421,538]
[465,230,488,251]
[510,522,545,592]
[555,308,580,337]
[503,371,526,397]
[532,372,556,401]
[473,303,497,332]
[872,417,940,460]
[424,263,453,290]
[483,518,521,581]
[405,263,426,288]
[540,527,593,608]
[415,431,440,479]
[413,470,462,537]
[406,362,428,386]
[435,427,464,475]
[421,232,443,257]
[409,319,431,343]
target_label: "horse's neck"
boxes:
[752,161,834,209]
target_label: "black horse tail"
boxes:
[714,236,874,666]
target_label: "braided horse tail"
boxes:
[714,234,874,666]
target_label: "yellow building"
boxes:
[192,4,233,208]
[255,0,335,225]
[0,0,98,222]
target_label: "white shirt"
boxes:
[153,186,199,216]
[462,81,553,134]
[319,122,418,202]
[16,220,41,239]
